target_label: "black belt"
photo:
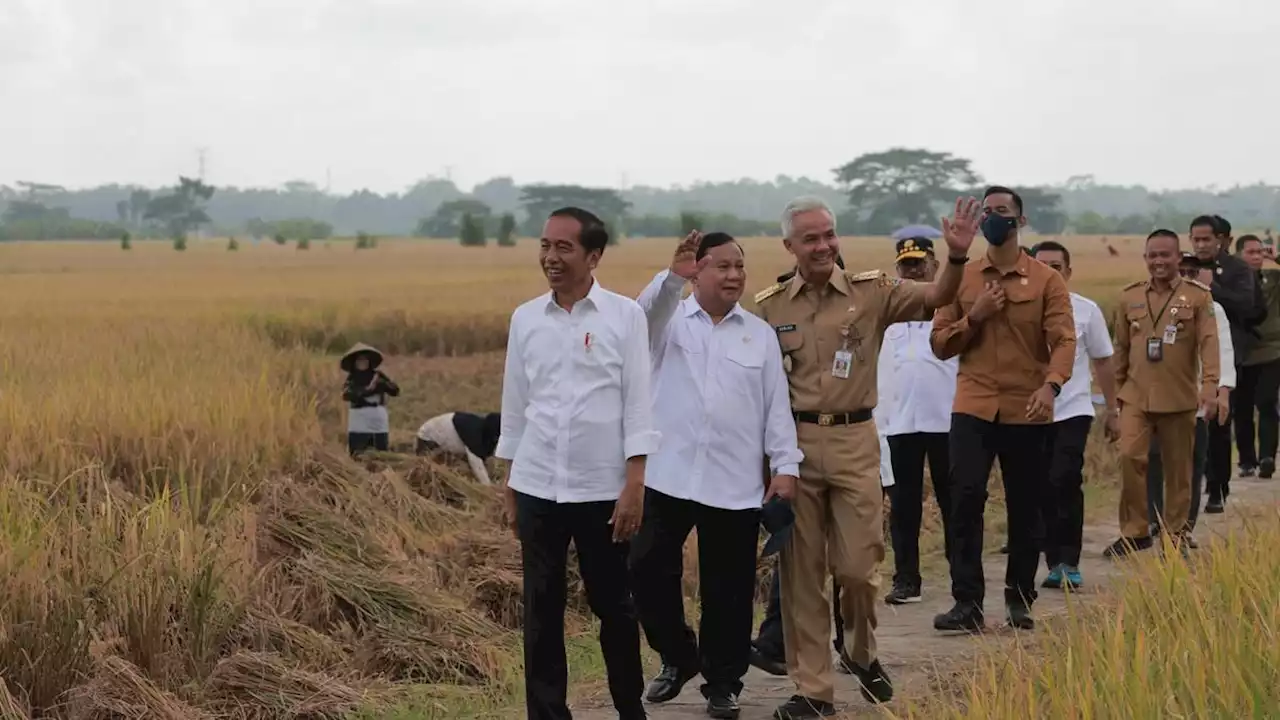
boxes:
[793,409,873,427]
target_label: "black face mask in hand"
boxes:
[981,214,1019,247]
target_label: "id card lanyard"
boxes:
[1145,286,1176,362]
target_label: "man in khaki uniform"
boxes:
[1109,229,1220,557]
[753,195,981,719]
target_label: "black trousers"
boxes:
[754,565,843,661]
[347,431,388,455]
[948,413,1050,608]
[1234,359,1280,467]
[1042,416,1093,569]
[1205,394,1234,499]
[515,491,644,720]
[886,432,952,587]
[630,489,760,697]
[1148,417,1208,531]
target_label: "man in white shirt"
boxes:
[629,231,803,719]
[1026,241,1118,590]
[874,233,958,606]
[496,207,659,720]
[1146,253,1234,546]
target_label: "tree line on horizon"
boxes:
[2,148,1277,245]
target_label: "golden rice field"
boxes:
[0,233,1275,718]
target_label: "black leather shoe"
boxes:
[1007,603,1034,630]
[933,601,985,633]
[644,663,698,703]
[851,658,893,703]
[749,643,787,676]
[1205,496,1225,514]
[772,695,836,719]
[1103,536,1153,558]
[705,691,741,719]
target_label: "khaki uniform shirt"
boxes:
[930,250,1076,424]
[754,269,931,413]
[1114,277,1220,413]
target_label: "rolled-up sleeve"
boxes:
[495,310,528,461]
[621,303,661,459]
[1043,273,1077,387]
[762,330,803,477]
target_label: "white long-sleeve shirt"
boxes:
[417,412,492,485]
[1199,300,1235,419]
[495,279,661,503]
[637,270,803,510]
[874,320,958,437]
[1055,293,1115,422]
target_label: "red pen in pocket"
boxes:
[584,332,593,352]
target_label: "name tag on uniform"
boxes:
[775,324,797,333]
[1163,324,1177,345]
[1147,337,1163,362]
[832,349,852,379]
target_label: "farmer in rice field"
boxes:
[929,186,1076,635]
[341,342,400,456]
[752,195,976,718]
[1145,252,1233,548]
[1108,230,1220,559]
[1026,241,1118,590]
[495,206,656,720]
[627,230,802,718]
[414,411,501,485]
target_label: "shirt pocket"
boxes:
[1003,282,1042,325]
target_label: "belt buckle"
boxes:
[818,413,834,427]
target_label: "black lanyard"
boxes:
[1146,287,1176,335]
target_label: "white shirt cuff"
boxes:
[624,430,661,459]
[494,436,521,460]
[661,270,686,290]
[772,463,800,478]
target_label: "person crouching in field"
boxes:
[415,411,501,485]
[342,342,400,456]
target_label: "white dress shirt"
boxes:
[874,320,958,436]
[1054,293,1115,422]
[417,412,492,485]
[637,270,803,511]
[496,279,661,503]
[1198,300,1235,419]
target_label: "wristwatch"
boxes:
[948,255,969,265]
[1048,382,1062,397]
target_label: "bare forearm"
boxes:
[624,456,646,488]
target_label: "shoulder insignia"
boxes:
[754,283,786,304]
[847,270,882,283]
[1187,279,1211,292]
[1122,279,1147,291]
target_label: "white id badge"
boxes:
[1163,324,1177,345]
[832,349,852,379]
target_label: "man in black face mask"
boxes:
[929,185,1076,633]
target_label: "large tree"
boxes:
[1017,186,1067,234]
[834,148,980,234]
[144,176,215,238]
[416,198,492,238]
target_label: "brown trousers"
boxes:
[780,420,882,703]
[1118,405,1197,538]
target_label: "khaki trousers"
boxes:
[780,419,882,703]
[1118,405,1197,538]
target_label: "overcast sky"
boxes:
[2,0,1277,194]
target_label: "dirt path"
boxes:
[572,476,1280,719]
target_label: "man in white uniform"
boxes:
[874,234,958,605]
[630,231,803,719]
[1026,241,1117,590]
